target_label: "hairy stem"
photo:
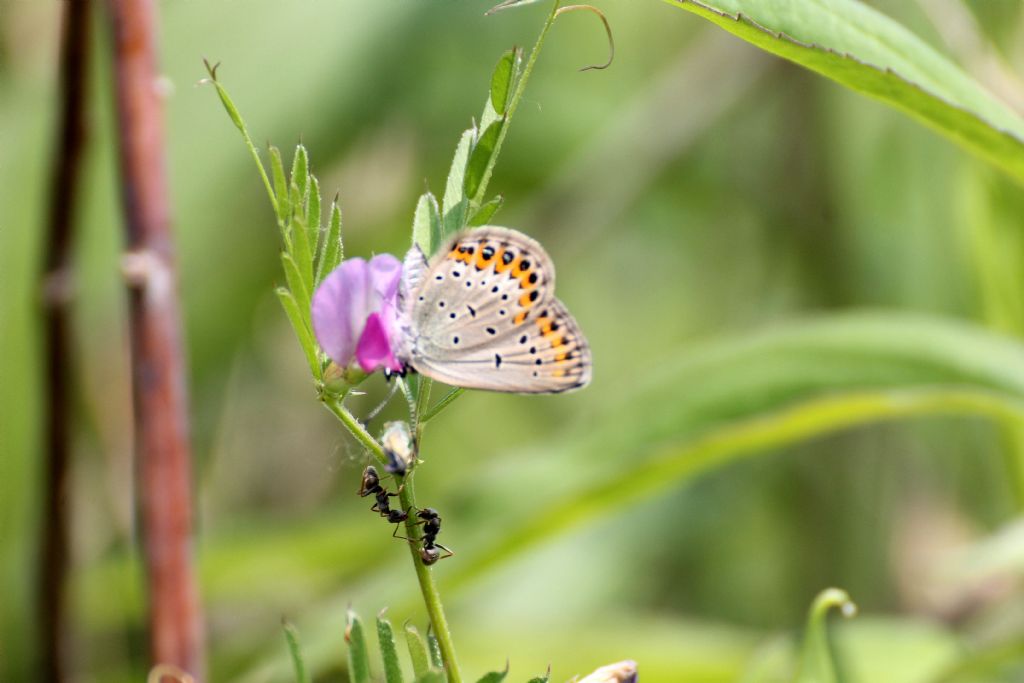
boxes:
[321,397,463,682]
[471,0,561,209]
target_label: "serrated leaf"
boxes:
[308,175,322,260]
[795,589,857,683]
[316,203,344,285]
[291,144,309,201]
[474,662,508,683]
[464,120,503,202]
[468,195,503,227]
[404,624,431,679]
[667,0,1024,186]
[376,615,404,683]
[442,128,475,216]
[346,610,372,683]
[412,192,443,256]
[270,145,290,225]
[490,48,518,115]
[427,632,443,670]
[281,620,311,683]
[275,288,319,378]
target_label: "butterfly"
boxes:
[397,226,591,394]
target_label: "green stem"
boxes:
[322,397,463,682]
[397,476,463,683]
[421,388,465,424]
[203,61,278,214]
[471,0,562,208]
[321,397,388,467]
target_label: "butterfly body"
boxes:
[397,227,591,394]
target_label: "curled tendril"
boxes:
[554,4,615,71]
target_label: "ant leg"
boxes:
[433,543,455,560]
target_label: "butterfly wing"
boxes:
[399,227,591,394]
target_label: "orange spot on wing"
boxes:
[514,311,528,324]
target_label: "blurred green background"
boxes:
[4,0,1024,681]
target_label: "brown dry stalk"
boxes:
[39,0,91,680]
[107,0,205,677]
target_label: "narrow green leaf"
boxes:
[427,631,443,670]
[377,614,404,683]
[442,128,475,216]
[281,620,311,683]
[270,145,290,225]
[795,588,857,683]
[412,192,443,256]
[474,662,508,683]
[442,198,469,240]
[281,252,311,316]
[291,144,309,201]
[275,288,319,378]
[468,195,504,227]
[290,184,315,286]
[414,673,446,683]
[525,669,550,683]
[316,203,344,284]
[346,609,372,683]
[404,623,431,679]
[420,387,464,424]
[490,48,518,115]
[464,120,503,202]
[308,175,322,261]
[201,60,278,213]
[666,0,1024,186]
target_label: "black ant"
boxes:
[397,507,454,566]
[358,465,408,525]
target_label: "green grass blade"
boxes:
[346,609,372,683]
[404,623,431,679]
[440,313,1024,594]
[282,620,311,683]
[666,0,1024,186]
[377,614,404,683]
[795,589,857,683]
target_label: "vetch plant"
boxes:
[204,2,616,681]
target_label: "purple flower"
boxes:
[311,254,404,375]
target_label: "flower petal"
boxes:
[355,312,402,373]
[312,258,370,366]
